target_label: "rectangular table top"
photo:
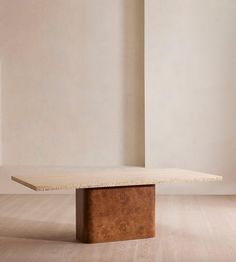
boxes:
[10,166,222,191]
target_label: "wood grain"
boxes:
[76,185,155,243]
[0,195,235,262]
[9,166,222,191]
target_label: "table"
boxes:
[11,166,222,243]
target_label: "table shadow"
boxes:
[0,216,79,243]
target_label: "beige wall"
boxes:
[1,0,236,194]
[145,0,236,194]
[0,0,144,193]
[0,61,2,165]
[0,0,144,165]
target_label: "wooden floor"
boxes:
[0,195,235,262]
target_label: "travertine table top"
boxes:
[10,166,222,191]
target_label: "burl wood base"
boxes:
[76,185,155,243]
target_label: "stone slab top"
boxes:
[9,166,223,191]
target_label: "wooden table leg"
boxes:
[76,185,155,243]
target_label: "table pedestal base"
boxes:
[76,185,155,243]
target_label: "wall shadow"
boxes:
[122,0,145,166]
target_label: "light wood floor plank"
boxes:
[0,195,235,262]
